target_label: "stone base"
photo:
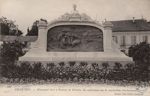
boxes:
[19,52,132,62]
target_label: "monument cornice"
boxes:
[46,21,104,32]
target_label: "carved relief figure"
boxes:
[58,31,81,48]
[47,25,103,52]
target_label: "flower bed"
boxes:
[0,61,150,86]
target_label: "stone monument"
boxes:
[19,5,132,63]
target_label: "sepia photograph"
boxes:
[0,0,150,96]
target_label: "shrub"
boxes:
[68,61,76,67]
[32,62,43,79]
[79,62,88,66]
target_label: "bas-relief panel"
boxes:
[47,25,103,52]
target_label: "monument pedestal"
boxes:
[19,52,132,62]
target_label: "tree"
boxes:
[0,17,24,78]
[0,17,23,35]
[0,41,27,78]
[26,19,48,36]
[26,20,39,36]
[0,41,27,64]
[128,42,150,69]
[128,42,150,81]
[0,17,26,65]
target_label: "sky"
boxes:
[0,0,150,34]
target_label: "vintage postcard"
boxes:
[0,0,150,96]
